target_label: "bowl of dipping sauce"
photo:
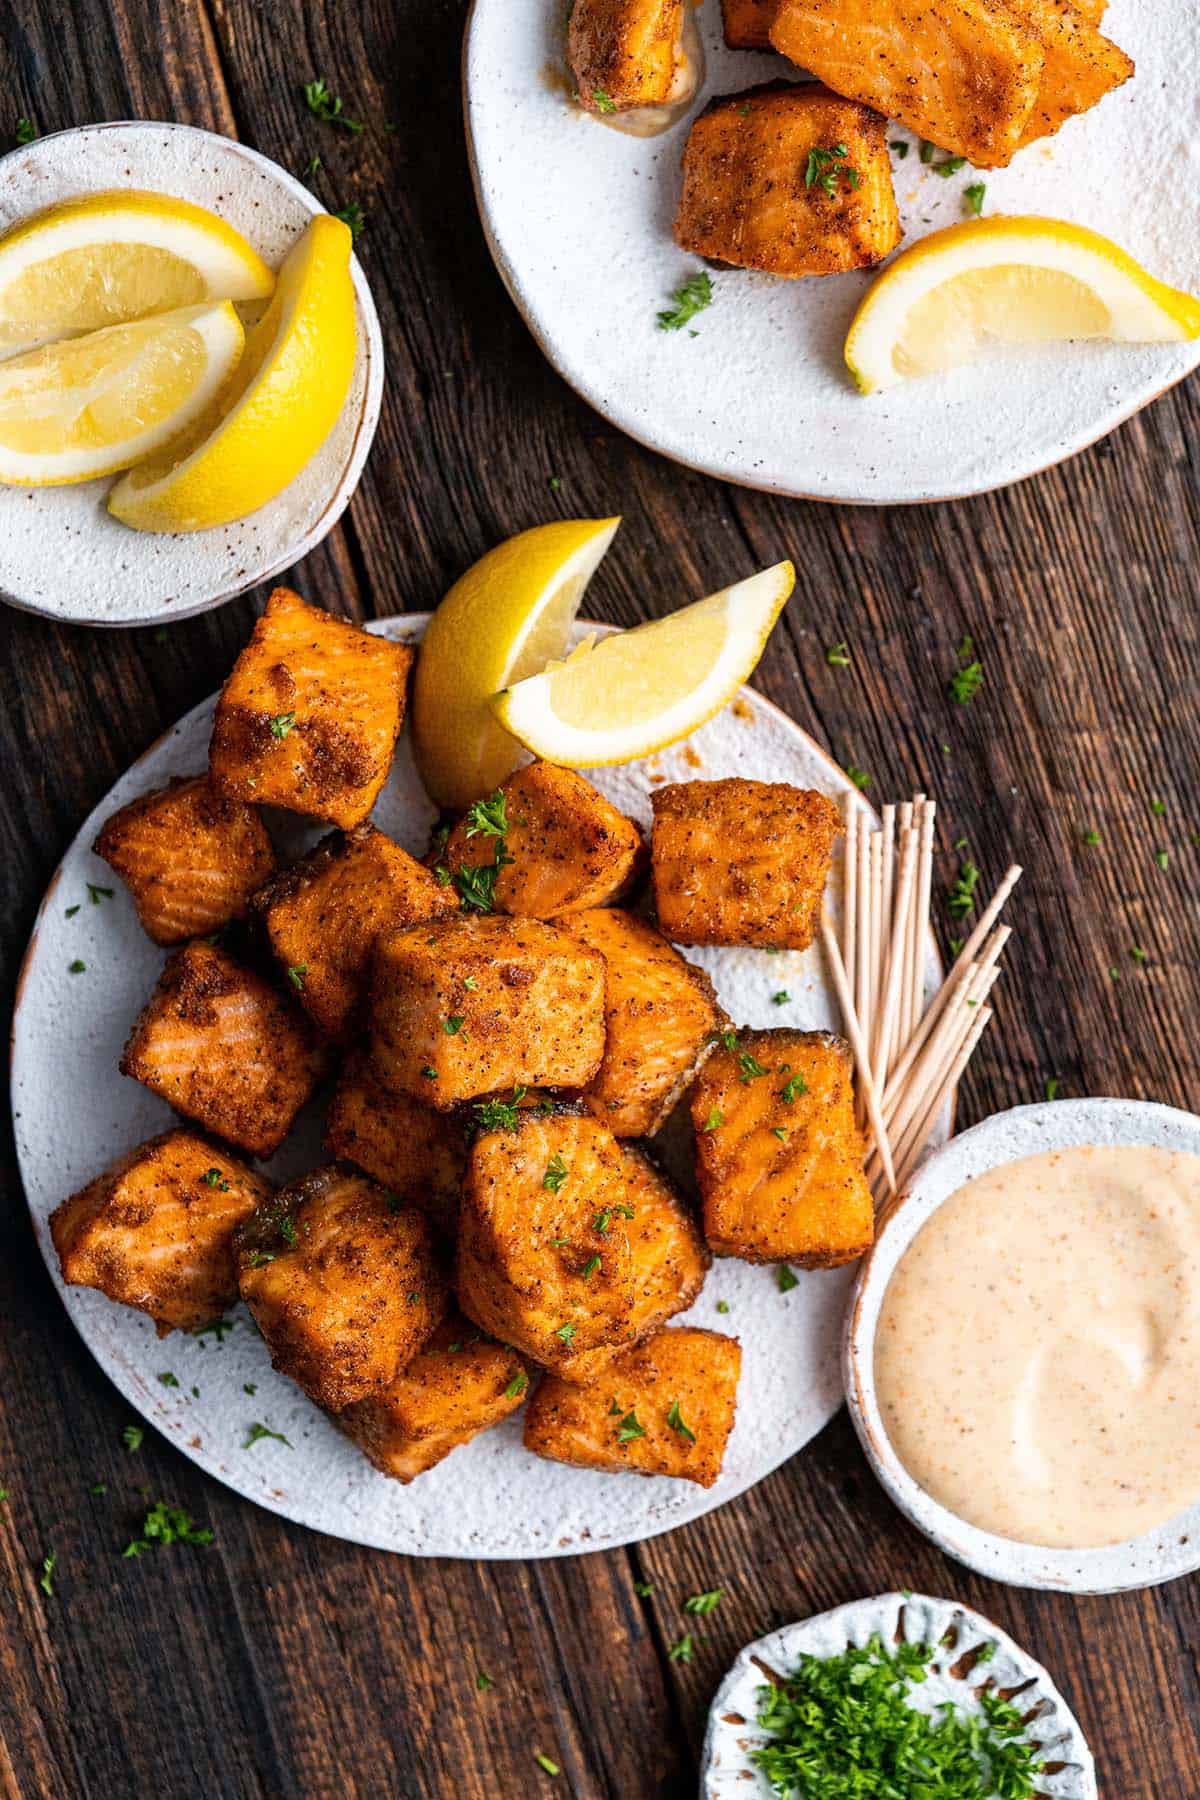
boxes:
[845,1098,1200,1593]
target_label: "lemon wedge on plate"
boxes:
[845,217,1200,394]
[494,561,795,768]
[412,517,621,808]
[109,214,356,533]
[0,191,273,359]
[0,302,245,487]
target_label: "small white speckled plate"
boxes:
[463,0,1200,503]
[0,122,383,627]
[701,1591,1096,1797]
[12,613,947,1558]
[846,1099,1200,1593]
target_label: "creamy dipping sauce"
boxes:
[873,1145,1200,1549]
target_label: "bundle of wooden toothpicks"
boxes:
[819,793,1022,1205]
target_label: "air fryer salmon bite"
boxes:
[568,0,695,116]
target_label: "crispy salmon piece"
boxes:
[120,941,324,1158]
[93,774,276,948]
[524,1326,741,1487]
[456,1108,635,1370]
[237,1168,448,1411]
[691,1028,873,1266]
[254,825,458,1041]
[370,914,606,1110]
[568,0,693,114]
[51,1130,272,1336]
[558,1145,712,1383]
[443,763,644,919]
[676,83,902,277]
[770,0,1045,168]
[1015,0,1132,147]
[721,0,779,48]
[651,778,841,949]
[325,1048,466,1238]
[338,1314,533,1482]
[209,587,412,829]
[563,909,722,1137]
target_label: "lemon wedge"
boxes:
[0,191,273,359]
[108,214,356,533]
[0,302,245,487]
[494,561,795,768]
[412,518,621,807]
[845,217,1200,394]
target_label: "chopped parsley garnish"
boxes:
[406,1291,423,1306]
[919,140,937,163]
[443,1014,465,1035]
[667,1633,696,1663]
[771,990,791,1006]
[948,656,983,704]
[301,77,363,132]
[779,1072,807,1104]
[534,1752,561,1777]
[421,1065,438,1080]
[476,1671,495,1691]
[1130,944,1148,965]
[0,1486,8,1501]
[665,1400,696,1443]
[463,975,479,990]
[825,642,851,668]
[244,1422,291,1450]
[1082,829,1101,846]
[90,1483,106,1497]
[947,861,980,917]
[592,87,616,113]
[933,155,967,177]
[38,1551,56,1595]
[87,882,114,904]
[14,118,37,146]
[504,1371,529,1399]
[279,1215,298,1246]
[1045,1078,1060,1101]
[890,139,909,158]
[963,181,986,215]
[702,1108,724,1132]
[771,1127,788,1142]
[287,964,307,990]
[716,1299,730,1315]
[1150,797,1167,816]
[465,791,509,837]
[684,1588,723,1615]
[332,203,366,243]
[247,1250,275,1268]
[157,1371,179,1388]
[657,270,713,333]
[777,1265,799,1293]
[580,1254,602,1281]
[543,1152,569,1194]
[474,1087,528,1133]
[1155,849,1169,870]
[122,1425,143,1453]
[269,710,296,739]
[847,764,871,792]
[193,1319,234,1344]
[201,1167,229,1190]
[302,154,322,177]
[805,143,861,197]
[616,1409,645,1443]
[555,1321,577,1345]
[244,1383,257,1396]
[594,1208,612,1234]
[633,1579,654,1596]
[737,1051,769,1084]
[452,793,514,912]
[123,1500,214,1558]
[68,959,86,974]
[65,904,80,917]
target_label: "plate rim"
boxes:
[0,119,385,629]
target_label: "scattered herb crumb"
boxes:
[332,202,366,242]
[38,1551,56,1596]
[777,1265,799,1294]
[666,1399,696,1443]
[947,861,980,917]
[534,1752,561,1777]
[123,1500,213,1558]
[634,1579,654,1596]
[702,1108,723,1132]
[716,1299,730,1315]
[616,1409,645,1444]
[805,143,861,196]
[847,764,871,792]
[157,1372,179,1388]
[1045,1078,1060,1102]
[963,181,986,215]
[68,959,86,974]
[122,1424,143,1453]
[684,1588,723,1615]
[1082,829,1101,846]
[668,1633,696,1663]
[543,1152,569,1194]
[825,642,851,668]
[268,710,296,739]
[476,1671,495,1691]
[244,1422,291,1450]
[1155,850,1169,871]
[301,77,362,132]
[771,990,791,1006]
[657,270,713,333]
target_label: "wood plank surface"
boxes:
[0,2,1197,1796]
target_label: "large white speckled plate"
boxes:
[463,0,1200,503]
[0,122,383,627]
[12,614,944,1558]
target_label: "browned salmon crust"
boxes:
[569,0,688,113]
[721,0,779,48]
[370,913,606,1110]
[770,0,1046,168]
[209,587,412,829]
[651,778,841,949]
[1015,0,1132,146]
[237,1167,448,1411]
[443,762,645,919]
[338,1314,532,1482]
[51,1130,272,1335]
[254,824,458,1041]
[324,1048,466,1240]
[562,908,723,1137]
[456,1108,635,1370]
[524,1326,741,1487]
[691,1028,873,1266]
[675,83,902,278]
[120,941,324,1159]
[94,774,277,948]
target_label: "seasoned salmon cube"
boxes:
[51,1130,272,1336]
[237,1168,448,1411]
[209,587,412,829]
[325,1048,466,1238]
[722,0,779,47]
[1016,0,1132,148]
[691,1028,872,1266]
[568,0,694,115]
[443,763,644,919]
[370,914,606,1110]
[456,1108,634,1369]
[558,1144,711,1383]
[675,84,901,278]
[651,778,840,949]
[254,825,458,1041]
[338,1314,532,1482]
[524,1326,741,1486]
[563,909,722,1137]
[120,941,323,1158]
[93,774,276,948]
[770,0,1045,168]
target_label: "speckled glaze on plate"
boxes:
[0,122,383,627]
[845,1098,1200,1593]
[12,614,947,1559]
[701,1591,1096,1798]
[463,0,1199,504]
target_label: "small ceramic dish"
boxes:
[845,1098,1200,1593]
[701,1590,1096,1798]
[0,121,383,627]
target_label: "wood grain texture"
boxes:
[1,1,1198,1795]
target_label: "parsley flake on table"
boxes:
[1082,829,1101,846]
[301,77,363,133]
[633,1579,654,1596]
[1045,1078,1060,1101]
[1149,797,1167,816]
[122,1424,143,1453]
[123,1500,214,1558]
[657,270,713,333]
[847,764,871,792]
[1130,944,1149,965]
[947,860,980,917]
[332,202,366,243]
[1155,849,1169,870]
[825,642,851,668]
[476,1671,495,1692]
[534,1752,561,1777]
[667,1633,696,1663]
[14,118,37,146]
[38,1551,56,1596]
[948,648,984,704]
[684,1588,723,1616]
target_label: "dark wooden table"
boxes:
[2,3,1198,1795]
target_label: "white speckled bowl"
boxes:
[845,1099,1200,1593]
[0,121,383,627]
[701,1591,1096,1798]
